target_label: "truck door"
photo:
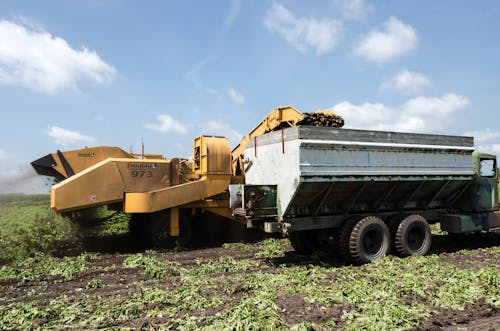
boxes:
[477,157,498,210]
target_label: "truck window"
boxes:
[480,159,496,177]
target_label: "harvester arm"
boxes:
[124,136,232,213]
[230,106,345,177]
[231,106,305,177]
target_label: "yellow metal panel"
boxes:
[51,158,126,212]
[50,156,179,213]
[193,136,231,176]
[51,146,136,179]
[125,136,232,213]
[170,207,180,236]
[115,159,173,192]
[124,175,231,213]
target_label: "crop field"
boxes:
[0,195,499,330]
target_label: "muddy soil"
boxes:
[1,232,499,330]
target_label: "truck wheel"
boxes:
[394,214,431,257]
[338,216,360,261]
[386,213,408,254]
[289,230,320,254]
[339,216,390,264]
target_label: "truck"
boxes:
[31,106,500,263]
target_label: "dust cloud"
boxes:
[0,166,52,194]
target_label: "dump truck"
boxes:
[32,106,500,263]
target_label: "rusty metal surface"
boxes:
[246,126,474,148]
[244,126,475,218]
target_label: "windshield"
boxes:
[480,158,496,177]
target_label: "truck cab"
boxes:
[472,152,499,211]
[441,152,500,233]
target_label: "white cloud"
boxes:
[380,70,431,94]
[334,0,370,21]
[354,17,417,64]
[464,128,500,155]
[0,149,8,159]
[403,94,469,117]
[145,114,188,134]
[332,94,469,133]
[477,143,500,155]
[185,56,214,85]
[463,128,500,144]
[264,3,342,55]
[200,86,246,104]
[0,19,116,94]
[202,120,243,145]
[221,0,243,36]
[47,126,96,146]
[204,87,219,95]
[227,88,245,104]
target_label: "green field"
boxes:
[0,195,499,330]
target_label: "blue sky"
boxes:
[0,0,499,193]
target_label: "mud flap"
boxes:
[487,211,500,230]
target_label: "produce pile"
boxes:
[298,111,345,128]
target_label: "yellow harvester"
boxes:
[32,106,342,246]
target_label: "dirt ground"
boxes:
[1,232,499,330]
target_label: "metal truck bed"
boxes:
[243,126,475,218]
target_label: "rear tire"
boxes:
[386,213,407,254]
[339,216,390,264]
[289,230,320,254]
[394,214,431,257]
[338,216,361,262]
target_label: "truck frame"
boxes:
[230,125,500,263]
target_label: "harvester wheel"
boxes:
[129,212,176,249]
[149,212,177,248]
[176,215,193,248]
[128,214,149,247]
[339,216,390,264]
[394,214,431,257]
[289,230,320,254]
